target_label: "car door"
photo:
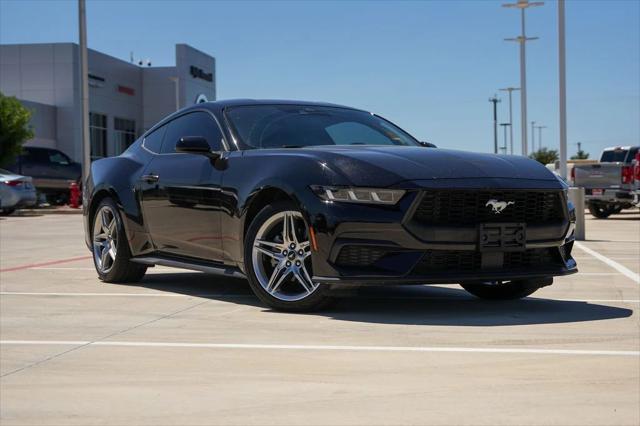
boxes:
[140,111,226,261]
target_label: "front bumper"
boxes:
[308,187,577,285]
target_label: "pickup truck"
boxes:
[573,146,639,218]
[7,147,81,204]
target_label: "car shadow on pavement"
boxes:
[128,272,633,327]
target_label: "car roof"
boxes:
[184,99,365,114]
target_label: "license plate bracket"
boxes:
[479,223,526,252]
[591,188,603,196]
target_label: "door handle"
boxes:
[141,174,159,183]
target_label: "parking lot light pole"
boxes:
[531,120,536,152]
[489,96,501,154]
[499,87,520,154]
[500,123,510,154]
[78,0,90,182]
[503,0,544,156]
[558,0,568,179]
[535,125,547,148]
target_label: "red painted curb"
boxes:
[0,255,92,273]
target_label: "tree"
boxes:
[529,147,559,165]
[570,149,590,160]
[0,92,34,167]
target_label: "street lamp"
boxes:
[531,120,536,152]
[489,96,501,154]
[503,0,544,156]
[535,125,547,148]
[500,123,511,154]
[499,87,520,154]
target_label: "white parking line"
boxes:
[0,292,638,303]
[0,292,252,298]
[1,340,637,357]
[574,242,640,284]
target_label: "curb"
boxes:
[13,207,83,216]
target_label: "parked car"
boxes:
[83,100,577,311]
[572,145,639,218]
[0,168,37,215]
[7,147,81,203]
[631,152,640,208]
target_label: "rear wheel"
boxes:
[588,202,612,219]
[244,201,332,312]
[0,208,15,216]
[460,279,550,300]
[91,198,147,283]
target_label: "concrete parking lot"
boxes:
[1,211,638,425]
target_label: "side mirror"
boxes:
[176,136,220,158]
[419,141,437,148]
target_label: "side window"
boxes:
[161,112,223,154]
[143,125,167,154]
[29,149,50,164]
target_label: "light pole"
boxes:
[503,0,544,156]
[500,123,510,154]
[531,120,536,152]
[78,0,90,180]
[499,87,520,154]
[535,125,547,148]
[558,0,568,179]
[489,96,501,154]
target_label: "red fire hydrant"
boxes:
[69,182,81,209]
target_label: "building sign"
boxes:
[117,85,135,96]
[88,73,105,88]
[190,65,213,82]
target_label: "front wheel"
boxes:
[244,201,333,312]
[460,279,549,300]
[0,208,15,216]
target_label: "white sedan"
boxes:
[0,168,37,215]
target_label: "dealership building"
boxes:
[0,43,216,162]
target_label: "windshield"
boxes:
[225,105,420,149]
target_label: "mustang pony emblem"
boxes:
[485,199,515,214]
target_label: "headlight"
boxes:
[310,186,405,205]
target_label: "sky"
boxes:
[1,0,638,157]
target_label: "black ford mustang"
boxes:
[83,100,577,311]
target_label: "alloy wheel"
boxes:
[251,211,318,301]
[93,205,118,274]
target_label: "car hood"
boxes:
[293,146,558,186]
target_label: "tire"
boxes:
[588,202,612,219]
[0,208,15,216]
[91,197,147,283]
[460,279,547,300]
[244,200,333,312]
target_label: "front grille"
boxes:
[335,246,388,267]
[412,190,564,225]
[411,248,563,275]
